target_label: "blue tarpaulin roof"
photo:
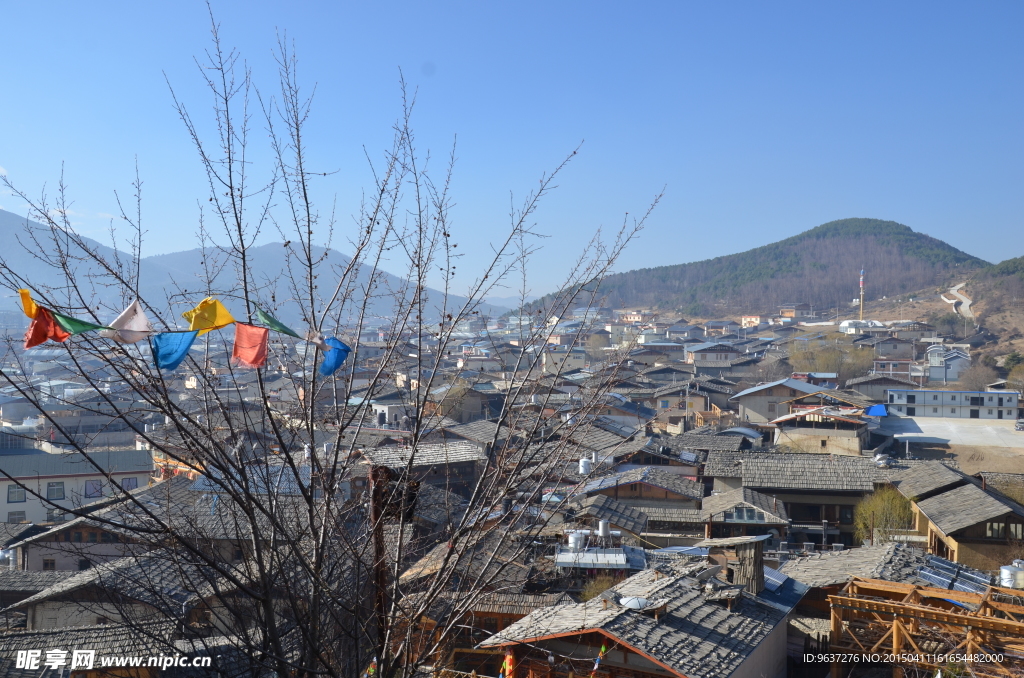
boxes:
[865,404,888,416]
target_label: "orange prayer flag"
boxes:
[231,323,270,368]
[24,308,71,349]
[18,289,37,319]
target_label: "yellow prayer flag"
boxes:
[18,289,37,319]
[181,297,236,336]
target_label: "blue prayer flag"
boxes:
[151,331,200,371]
[318,337,352,376]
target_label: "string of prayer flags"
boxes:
[24,308,71,349]
[182,297,235,336]
[99,300,154,344]
[51,311,110,336]
[231,323,270,368]
[17,289,37,319]
[318,337,352,377]
[256,308,301,339]
[151,331,200,371]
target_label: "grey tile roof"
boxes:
[672,433,745,452]
[892,462,970,500]
[359,441,486,468]
[916,483,1024,535]
[0,569,76,593]
[641,506,704,524]
[0,449,153,478]
[479,561,806,678]
[9,551,230,613]
[0,620,181,677]
[730,378,820,401]
[580,467,705,500]
[702,488,789,524]
[569,495,649,535]
[779,543,929,588]
[705,451,890,492]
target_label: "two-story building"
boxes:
[0,450,153,525]
[886,389,1020,420]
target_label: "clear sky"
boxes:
[2,2,1022,297]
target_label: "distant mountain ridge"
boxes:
[530,218,992,317]
[0,209,507,326]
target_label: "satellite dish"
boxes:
[619,596,648,610]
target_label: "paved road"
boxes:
[879,416,1022,447]
[949,282,974,321]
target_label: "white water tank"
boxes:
[579,458,593,475]
[1000,566,1024,589]
[598,520,611,538]
[568,533,584,552]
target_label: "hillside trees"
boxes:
[0,26,658,678]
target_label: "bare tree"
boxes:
[0,19,659,678]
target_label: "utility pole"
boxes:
[858,269,865,322]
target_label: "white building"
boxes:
[885,389,1021,420]
[0,449,154,524]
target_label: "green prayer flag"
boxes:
[50,311,111,335]
[256,308,301,339]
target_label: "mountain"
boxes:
[569,218,990,316]
[0,209,507,326]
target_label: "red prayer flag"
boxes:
[24,307,72,349]
[231,322,270,368]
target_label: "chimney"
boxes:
[982,476,987,491]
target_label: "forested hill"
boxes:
[550,218,989,316]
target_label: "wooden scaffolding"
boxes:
[828,577,1024,677]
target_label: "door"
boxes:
[970,409,980,419]
[998,410,1003,419]
[907,407,916,416]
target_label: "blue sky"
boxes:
[2,2,1022,297]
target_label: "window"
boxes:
[986,522,1005,539]
[101,532,115,543]
[7,485,24,503]
[47,482,65,501]
[84,480,103,498]
[73,532,82,542]
[989,410,993,415]
[878,363,887,369]
[767,403,776,413]
[839,506,854,525]
[1010,524,1023,540]
[78,559,91,571]
[121,477,138,492]
[950,408,956,414]
[820,440,827,448]
[87,532,97,543]
[96,617,109,625]
[45,509,63,523]
[42,559,55,571]
[790,389,797,397]
[933,408,938,413]
[660,400,669,409]
[933,395,938,401]
[951,395,957,401]
[233,548,244,562]
[7,511,25,524]
[988,396,993,402]
[723,511,734,521]
[744,507,757,521]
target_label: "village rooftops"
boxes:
[479,560,807,678]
